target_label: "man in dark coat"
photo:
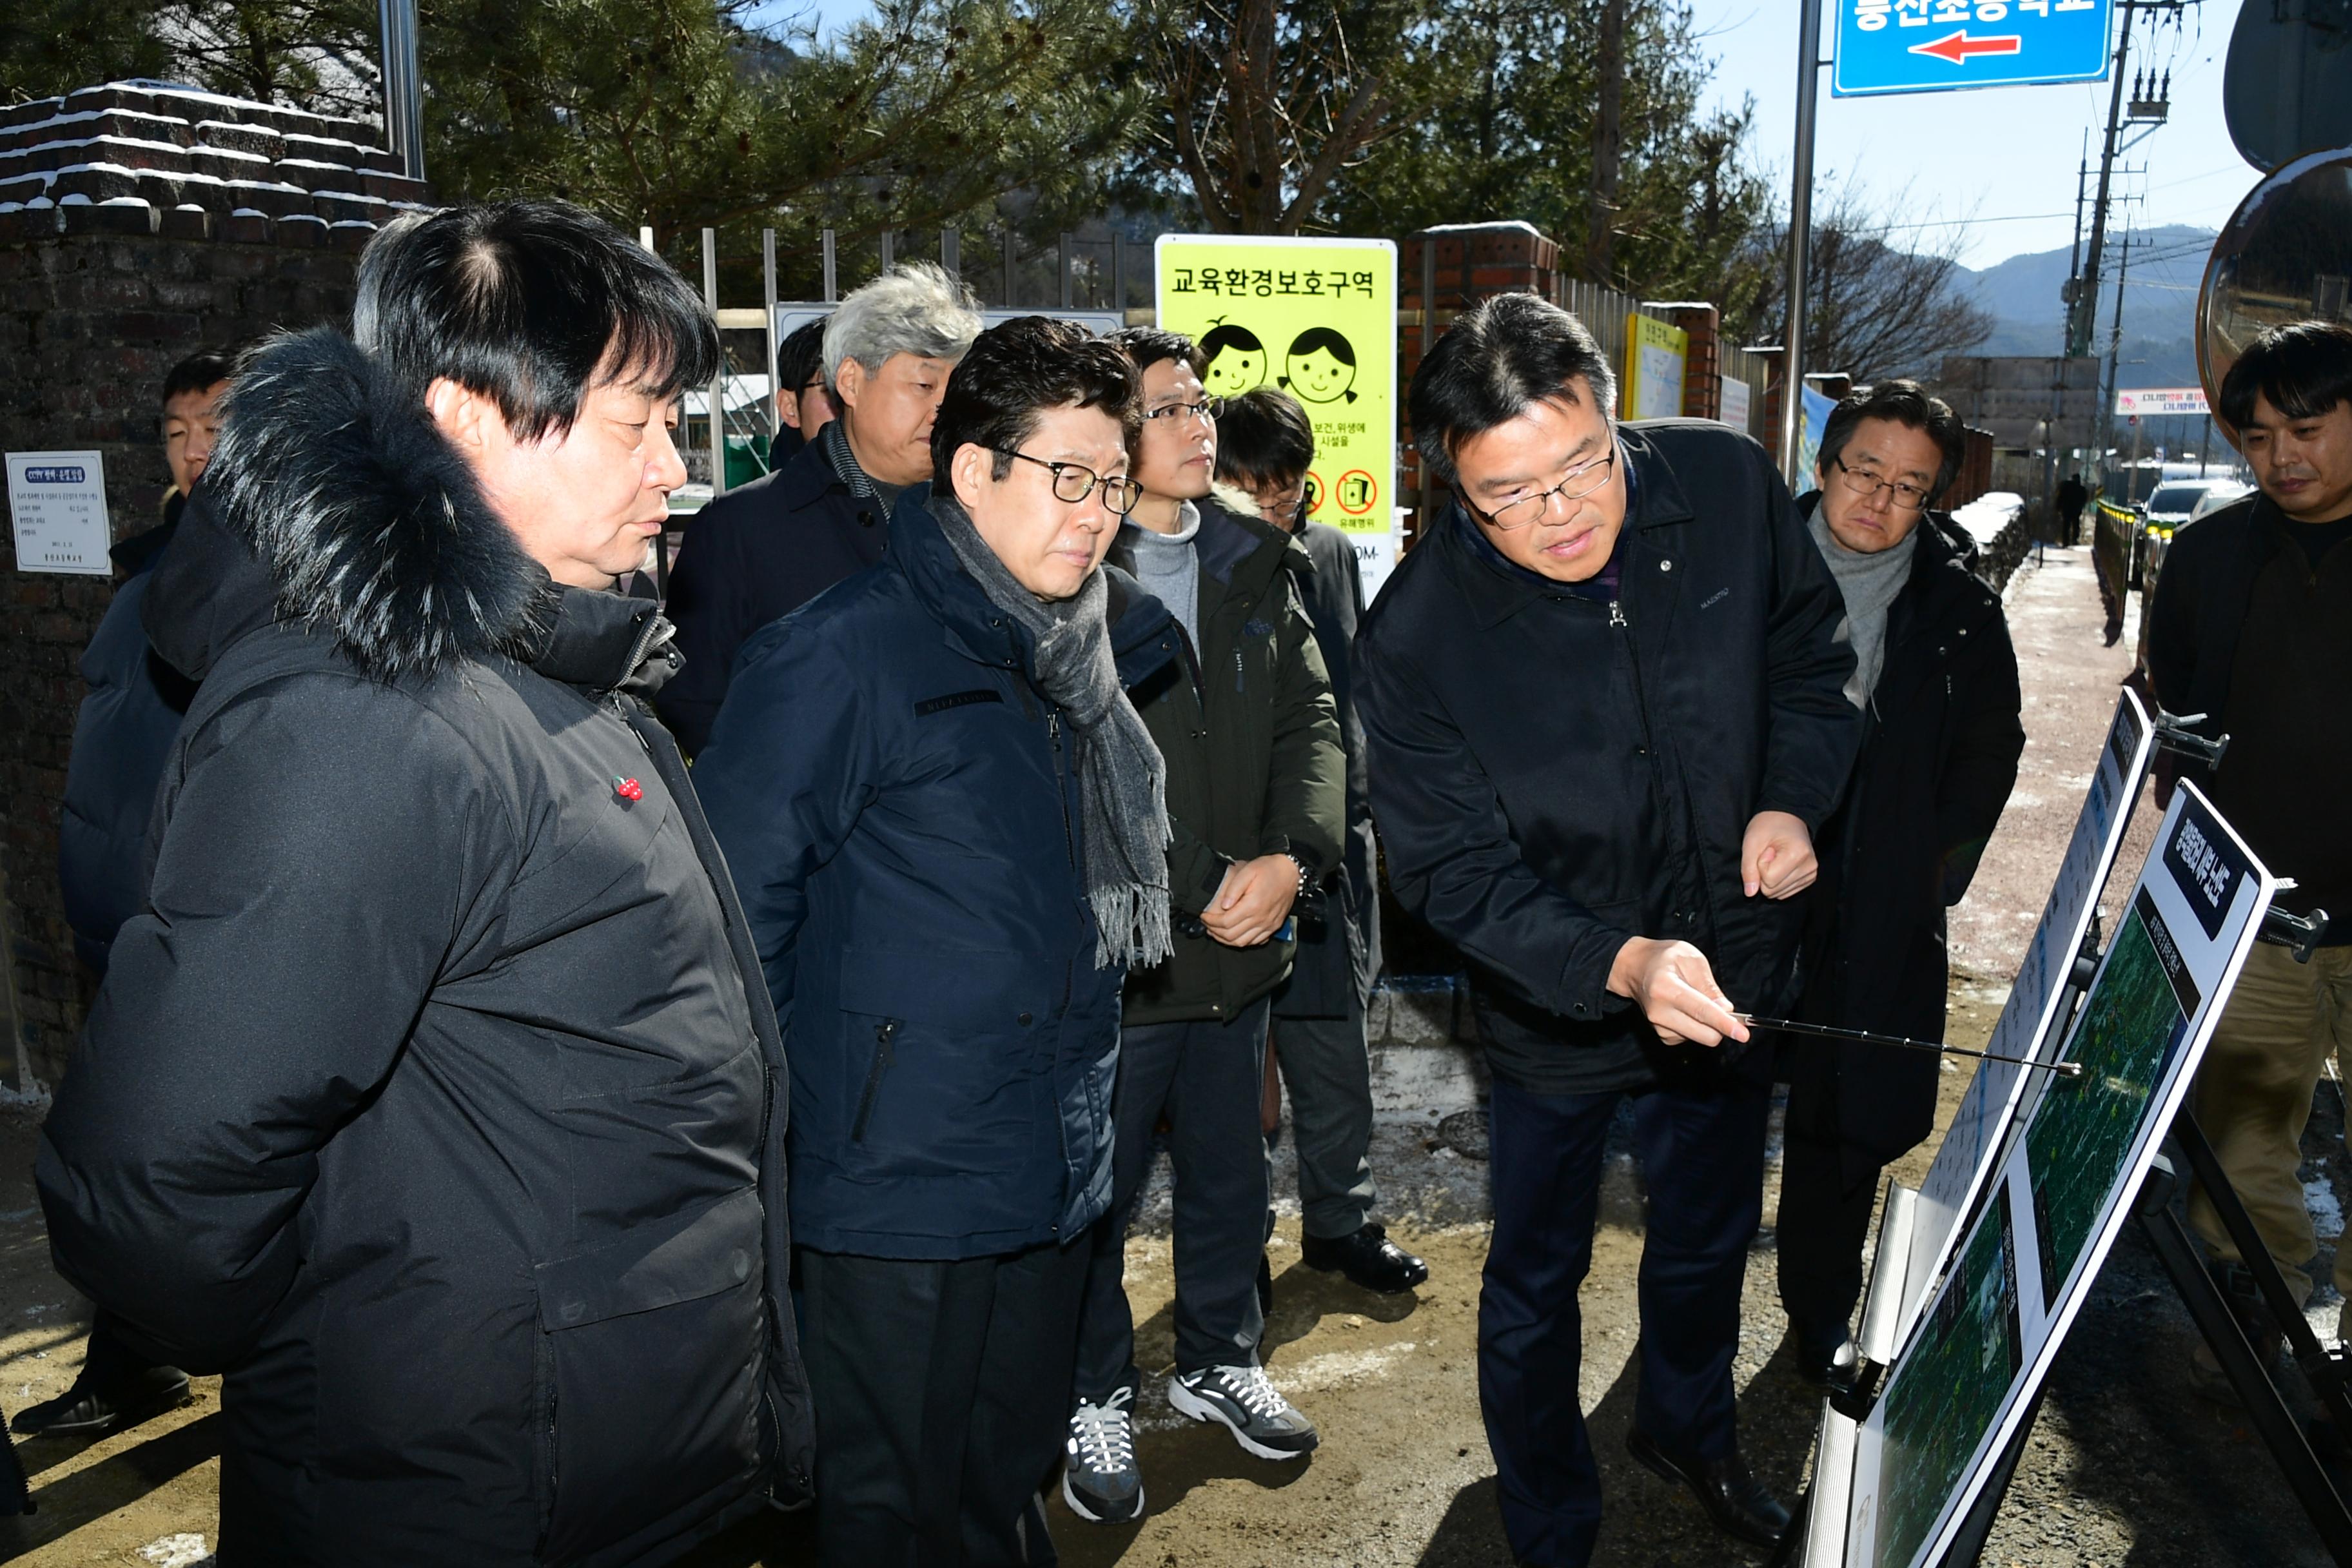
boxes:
[658,263,981,754]
[1777,382,2025,1383]
[18,348,232,1443]
[35,201,814,1564]
[2148,320,2352,1390]
[1061,331,1345,1528]
[1214,387,1426,1297]
[1355,293,1859,1565]
[694,317,1170,1563]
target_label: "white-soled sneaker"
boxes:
[1063,1387,1146,1524]
[1167,1364,1318,1460]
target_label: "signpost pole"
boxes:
[1779,0,1825,486]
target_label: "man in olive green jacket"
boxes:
[1063,329,1344,1526]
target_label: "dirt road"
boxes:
[3,544,2342,1566]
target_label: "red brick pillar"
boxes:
[1656,303,1721,421]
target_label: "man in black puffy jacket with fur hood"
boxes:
[35,201,813,1565]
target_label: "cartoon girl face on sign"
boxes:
[1281,328,1358,404]
[1199,321,1268,397]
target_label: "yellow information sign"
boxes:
[1623,313,1689,422]
[1153,235,1397,545]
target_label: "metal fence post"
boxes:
[941,227,959,279]
[761,227,779,435]
[1059,233,1073,309]
[879,228,895,273]
[1112,233,1126,316]
[822,228,838,304]
[702,228,726,497]
[1002,226,1015,309]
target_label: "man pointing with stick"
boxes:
[1355,293,1859,1565]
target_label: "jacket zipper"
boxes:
[1608,600,1657,756]
[1048,711,1076,870]
[850,1019,899,1142]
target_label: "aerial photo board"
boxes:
[1897,690,2154,1341]
[1837,783,2275,1568]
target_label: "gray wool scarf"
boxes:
[930,493,1173,970]
[1809,511,1917,710]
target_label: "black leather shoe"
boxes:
[1301,1222,1429,1294]
[12,1364,191,1438]
[1789,1324,1860,1394]
[1625,1428,1789,1548]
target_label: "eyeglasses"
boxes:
[1143,397,1227,424]
[1829,454,1929,512]
[995,448,1143,515]
[1458,447,1619,531]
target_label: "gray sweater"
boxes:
[1122,501,1202,649]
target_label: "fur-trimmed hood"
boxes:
[184,327,547,681]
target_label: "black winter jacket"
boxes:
[694,491,1180,1259]
[1108,502,1345,1026]
[658,435,889,756]
[1355,420,1861,1093]
[1274,520,1382,1019]
[57,518,196,973]
[35,330,813,1565]
[1786,500,2024,1181]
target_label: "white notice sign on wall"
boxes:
[7,451,113,575]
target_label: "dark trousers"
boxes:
[1774,1122,1881,1350]
[798,1240,1086,1567]
[1075,999,1271,1401]
[1480,1071,1772,1568]
[1271,1002,1379,1240]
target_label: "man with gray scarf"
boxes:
[1779,381,2024,1385]
[695,317,1171,1563]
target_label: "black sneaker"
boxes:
[1168,1365,1318,1460]
[11,1364,191,1438]
[1063,1388,1144,1524]
[1300,1222,1429,1294]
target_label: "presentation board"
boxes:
[1898,690,2154,1341]
[1839,783,2275,1568]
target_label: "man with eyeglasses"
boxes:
[1061,329,1344,1526]
[1778,382,2023,1391]
[769,316,838,461]
[695,316,1172,1562]
[1355,293,1858,1563]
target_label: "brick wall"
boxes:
[0,82,396,1087]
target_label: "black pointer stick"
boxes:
[1733,1014,2085,1080]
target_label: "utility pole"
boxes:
[2068,5,2136,358]
[2100,226,2137,464]
[1779,0,1826,485]
[2068,2,2186,358]
[378,0,424,181]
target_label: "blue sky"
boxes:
[749,0,2260,270]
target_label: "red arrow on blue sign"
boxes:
[1908,30,2024,65]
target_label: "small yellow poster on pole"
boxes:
[1154,235,1398,586]
[1623,313,1689,422]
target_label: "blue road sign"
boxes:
[1832,0,2113,98]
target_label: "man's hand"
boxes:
[1202,855,1300,948]
[1741,810,1818,899]
[1606,937,1749,1048]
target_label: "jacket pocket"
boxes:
[533,1188,767,1561]
[836,946,1043,1178]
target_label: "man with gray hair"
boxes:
[661,260,982,754]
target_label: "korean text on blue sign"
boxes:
[1834,0,2113,98]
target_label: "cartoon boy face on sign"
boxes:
[1199,321,1268,398]
[1280,328,1358,404]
